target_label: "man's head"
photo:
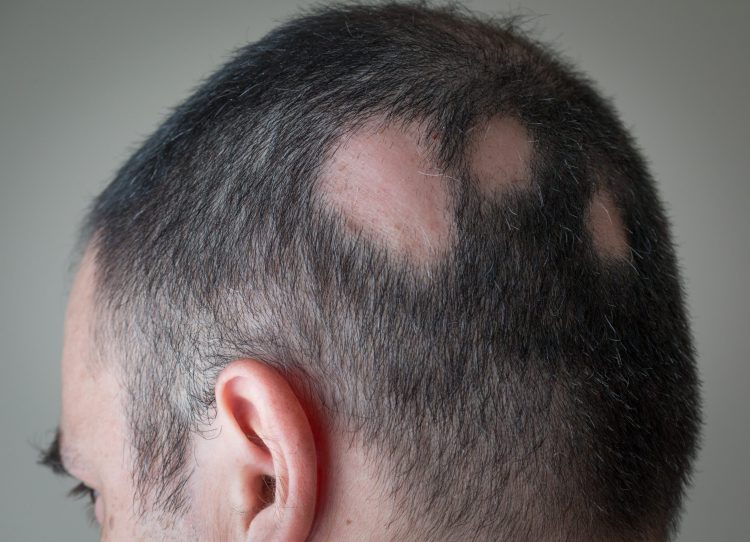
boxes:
[42,2,701,540]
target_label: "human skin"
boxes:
[57,248,399,541]
[53,115,624,540]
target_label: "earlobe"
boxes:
[214,359,317,541]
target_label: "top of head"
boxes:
[82,2,700,541]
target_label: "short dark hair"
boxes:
[82,1,701,540]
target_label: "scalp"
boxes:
[318,118,456,263]
[467,115,533,197]
[319,114,629,265]
[586,188,629,259]
[318,114,540,264]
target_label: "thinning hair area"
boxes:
[81,2,701,541]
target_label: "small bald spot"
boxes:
[467,116,532,196]
[319,120,454,262]
[586,189,629,259]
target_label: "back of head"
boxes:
[83,2,701,540]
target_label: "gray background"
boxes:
[1,0,747,540]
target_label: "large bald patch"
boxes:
[319,116,533,262]
[319,120,453,262]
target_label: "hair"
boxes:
[81,1,701,540]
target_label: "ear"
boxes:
[212,359,317,541]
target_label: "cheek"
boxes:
[97,476,140,539]
[94,497,106,528]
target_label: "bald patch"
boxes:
[586,189,629,259]
[467,116,532,196]
[319,120,454,262]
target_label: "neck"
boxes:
[308,435,401,541]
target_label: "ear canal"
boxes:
[260,475,276,508]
